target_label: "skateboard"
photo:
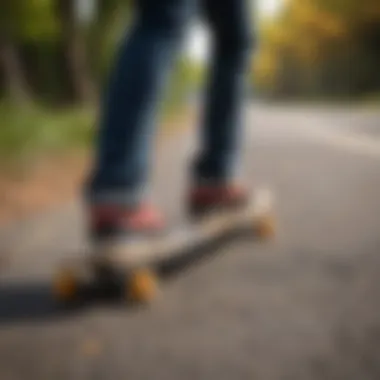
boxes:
[53,188,275,305]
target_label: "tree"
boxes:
[254,0,380,99]
[56,0,95,104]
[0,0,32,104]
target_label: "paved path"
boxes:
[1,104,380,380]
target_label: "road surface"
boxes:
[1,104,380,380]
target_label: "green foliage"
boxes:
[0,0,58,41]
[0,103,94,164]
[254,0,380,99]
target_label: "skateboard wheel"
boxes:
[127,269,158,303]
[53,268,79,302]
[255,214,276,239]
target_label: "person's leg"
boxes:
[87,0,194,209]
[85,0,195,236]
[189,0,254,215]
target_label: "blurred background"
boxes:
[1,2,380,379]
[1,0,379,223]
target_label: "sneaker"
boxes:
[89,203,165,242]
[188,183,249,218]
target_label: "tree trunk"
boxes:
[0,35,31,104]
[57,0,95,105]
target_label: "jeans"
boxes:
[86,0,253,206]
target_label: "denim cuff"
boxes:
[85,186,149,208]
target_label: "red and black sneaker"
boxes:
[188,183,249,218]
[89,203,165,242]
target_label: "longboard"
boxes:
[53,188,275,305]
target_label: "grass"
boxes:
[0,103,94,167]
[258,91,380,109]
[0,100,192,175]
[358,92,380,108]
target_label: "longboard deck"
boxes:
[91,187,273,268]
[53,188,275,304]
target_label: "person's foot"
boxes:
[187,182,249,218]
[89,203,165,242]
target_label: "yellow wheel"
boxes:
[127,269,158,303]
[255,214,276,239]
[53,267,79,302]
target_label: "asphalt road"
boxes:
[1,104,380,380]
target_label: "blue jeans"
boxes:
[87,0,253,206]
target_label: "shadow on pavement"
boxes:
[0,281,81,325]
[0,230,254,326]
[157,229,252,278]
